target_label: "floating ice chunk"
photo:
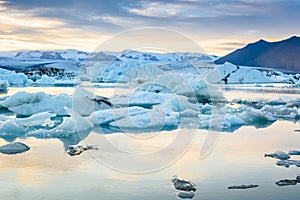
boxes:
[0,91,71,116]
[73,87,98,116]
[28,108,94,139]
[199,104,213,114]
[265,99,286,106]
[111,91,163,108]
[198,114,244,130]
[89,106,149,125]
[276,176,300,186]
[0,91,46,108]
[239,110,276,124]
[176,191,195,199]
[289,150,300,155]
[171,175,196,192]
[66,144,98,156]
[181,109,199,117]
[0,68,28,86]
[109,109,172,130]
[228,185,258,190]
[226,115,246,126]
[34,75,56,85]
[163,95,199,112]
[15,112,55,127]
[265,151,291,160]
[276,160,300,168]
[0,142,30,154]
[55,107,94,134]
[136,73,224,103]
[261,105,299,119]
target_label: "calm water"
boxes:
[0,85,300,200]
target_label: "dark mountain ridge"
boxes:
[215,36,300,72]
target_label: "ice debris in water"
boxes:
[171,175,196,192]
[239,110,276,124]
[276,176,300,186]
[265,151,291,160]
[289,150,300,155]
[228,185,258,190]
[172,175,196,199]
[0,142,30,154]
[277,160,300,168]
[66,144,98,156]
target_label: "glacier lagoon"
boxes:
[0,84,299,200]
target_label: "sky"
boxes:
[0,0,300,56]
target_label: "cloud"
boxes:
[0,0,299,55]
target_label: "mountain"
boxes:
[13,49,89,61]
[215,36,300,72]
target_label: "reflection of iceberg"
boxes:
[0,142,30,154]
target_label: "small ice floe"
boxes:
[176,191,195,199]
[289,150,300,155]
[277,160,300,168]
[239,110,276,124]
[66,144,98,156]
[276,176,300,186]
[265,151,291,160]
[0,142,30,155]
[171,175,196,192]
[228,185,258,190]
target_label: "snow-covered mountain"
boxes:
[13,49,89,61]
[0,49,299,86]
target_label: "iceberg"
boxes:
[261,105,299,119]
[88,106,149,125]
[27,107,94,139]
[34,75,56,85]
[289,150,300,155]
[277,160,300,168]
[239,110,276,124]
[0,91,71,116]
[66,144,98,156]
[109,109,176,130]
[0,112,56,141]
[171,175,197,192]
[136,73,224,103]
[15,112,55,127]
[265,151,291,160]
[228,185,259,190]
[0,68,28,86]
[111,91,163,108]
[276,176,300,186]
[55,107,94,134]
